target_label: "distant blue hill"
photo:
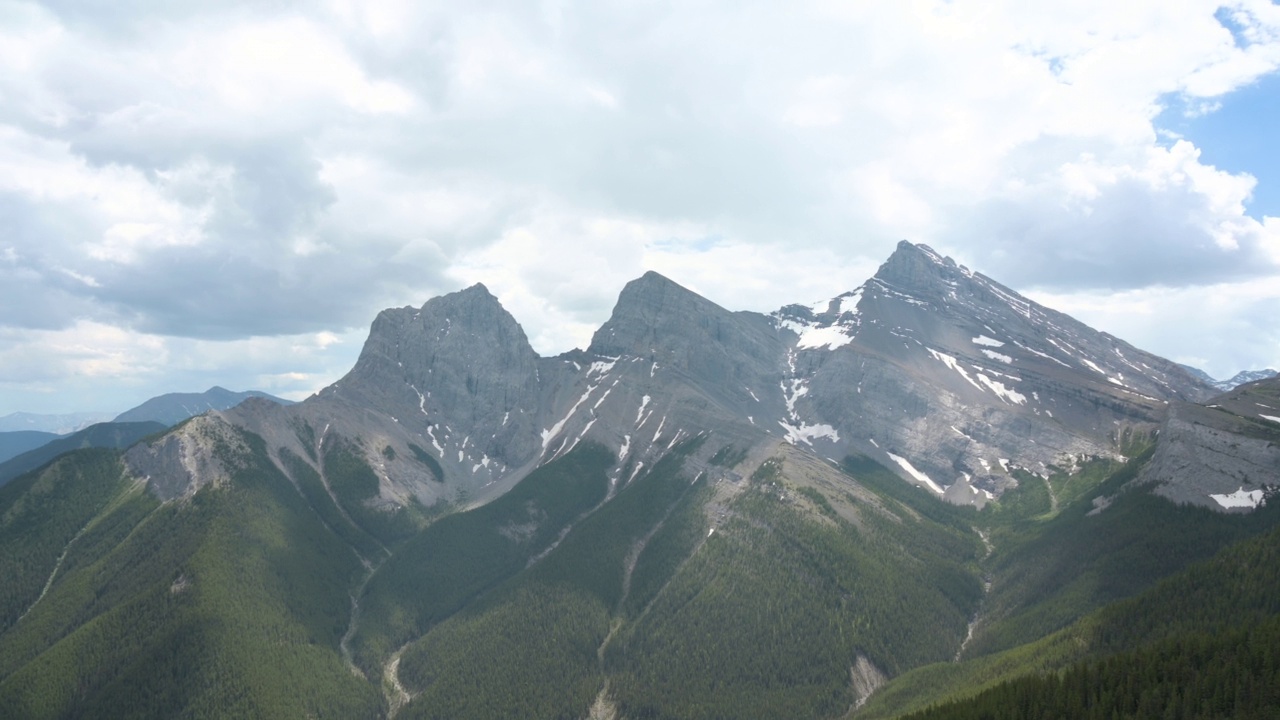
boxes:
[0,411,112,434]
[113,386,294,427]
[0,421,166,487]
[0,430,61,465]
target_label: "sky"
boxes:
[2,0,1280,416]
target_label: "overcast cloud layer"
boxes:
[2,0,1279,415]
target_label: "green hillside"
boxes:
[384,445,987,720]
[0,435,381,719]
[349,441,616,677]
[855,450,1280,719]
[888,519,1280,720]
[2,425,1277,720]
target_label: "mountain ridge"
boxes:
[2,241,1277,720]
[113,386,293,426]
[177,241,1230,514]
[1180,364,1280,392]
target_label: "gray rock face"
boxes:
[545,242,1216,506]
[331,283,544,474]
[765,241,1214,502]
[132,241,1234,512]
[124,414,245,501]
[590,271,779,388]
[1142,378,1280,510]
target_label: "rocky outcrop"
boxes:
[1142,379,1280,511]
[589,271,779,388]
[124,414,245,501]
[765,241,1214,501]
[333,283,544,471]
[131,241,1229,511]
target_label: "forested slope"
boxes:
[0,436,380,719]
[894,519,1280,720]
[856,449,1280,719]
[2,423,1276,720]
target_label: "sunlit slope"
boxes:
[855,449,1280,719]
[872,514,1280,719]
[388,443,988,720]
[0,436,380,719]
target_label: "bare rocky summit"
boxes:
[128,241,1267,515]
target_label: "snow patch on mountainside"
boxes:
[927,348,983,391]
[779,421,839,447]
[1209,487,1266,509]
[838,289,863,315]
[589,358,618,376]
[782,378,809,417]
[635,395,650,425]
[887,453,944,494]
[796,324,855,350]
[1014,340,1072,367]
[542,384,596,452]
[778,318,855,350]
[975,373,1026,405]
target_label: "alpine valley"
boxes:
[2,241,1278,719]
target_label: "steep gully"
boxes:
[954,528,994,662]
[589,467,714,715]
[17,520,94,624]
[266,426,391,686]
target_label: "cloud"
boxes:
[0,320,365,414]
[950,140,1280,289]
[2,0,1280,412]
[0,119,463,337]
[1027,276,1280,379]
[448,201,884,355]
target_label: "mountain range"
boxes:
[1180,365,1279,392]
[112,387,293,427]
[0,241,1277,719]
[0,412,114,435]
[207,241,1237,511]
[0,388,294,482]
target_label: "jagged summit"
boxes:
[874,240,960,289]
[868,241,1013,315]
[350,282,535,378]
[590,271,726,352]
[588,271,777,379]
[204,244,1226,514]
[309,251,1214,507]
[313,282,544,484]
[436,281,500,310]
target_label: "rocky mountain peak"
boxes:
[596,271,714,324]
[581,272,780,427]
[351,283,535,379]
[873,240,962,291]
[329,283,542,465]
[588,271,736,361]
[1177,365,1280,393]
